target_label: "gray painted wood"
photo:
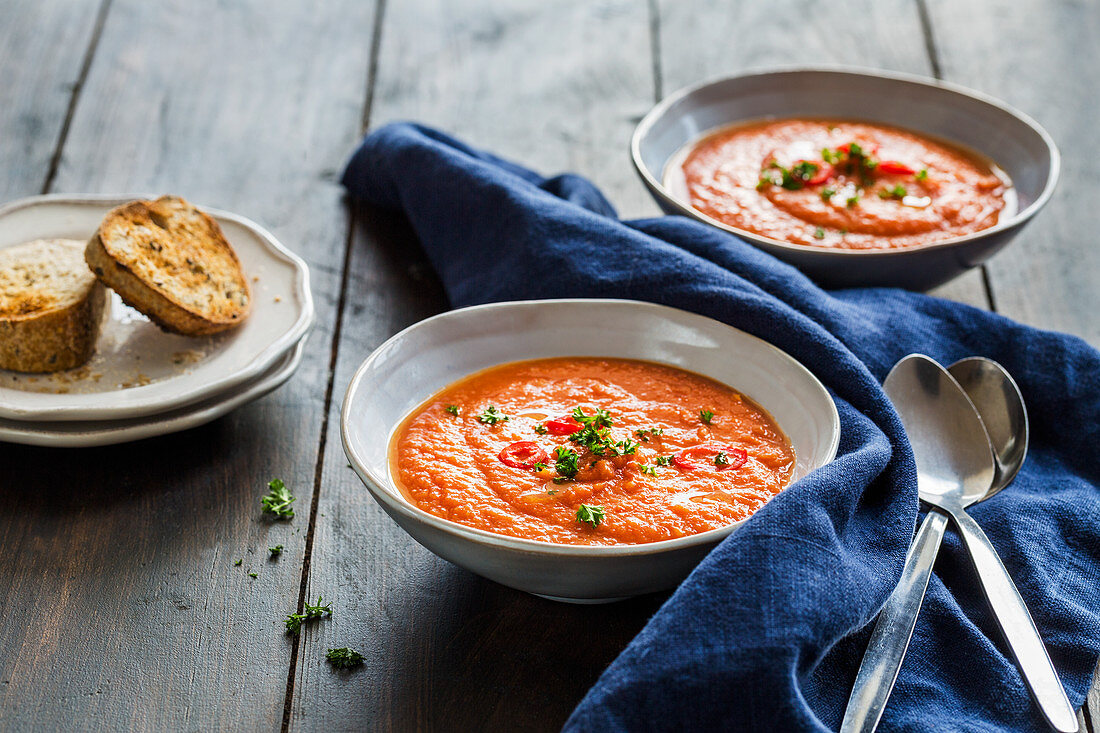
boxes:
[924,0,1099,344]
[656,0,990,308]
[0,0,379,729]
[289,1,665,730]
[0,0,106,200]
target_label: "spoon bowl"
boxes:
[948,357,1029,497]
[883,354,995,510]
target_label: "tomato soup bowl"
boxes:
[631,67,1059,290]
[341,299,840,603]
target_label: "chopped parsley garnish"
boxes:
[248,572,258,579]
[532,461,548,471]
[234,558,243,567]
[572,407,612,429]
[576,504,606,528]
[758,159,819,191]
[444,404,459,416]
[699,409,714,425]
[879,184,907,200]
[554,446,580,480]
[261,478,296,520]
[715,451,730,467]
[639,465,658,476]
[916,168,928,181]
[654,455,672,467]
[269,545,284,557]
[635,427,664,442]
[846,195,860,208]
[813,227,825,240]
[533,424,549,435]
[285,596,332,635]
[820,186,836,202]
[326,648,365,670]
[477,405,510,425]
[616,438,640,456]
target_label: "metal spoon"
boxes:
[948,357,1077,732]
[842,355,1078,732]
[842,354,995,733]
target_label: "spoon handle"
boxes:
[951,508,1079,733]
[841,509,949,733]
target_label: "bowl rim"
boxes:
[341,298,840,557]
[630,64,1061,258]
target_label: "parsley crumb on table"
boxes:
[326,648,365,670]
[261,479,295,520]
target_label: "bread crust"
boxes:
[86,196,251,336]
[0,240,109,373]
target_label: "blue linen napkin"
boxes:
[342,123,1100,732]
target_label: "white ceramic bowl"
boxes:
[342,299,839,603]
[632,67,1059,290]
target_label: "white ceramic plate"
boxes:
[0,336,305,447]
[0,194,314,421]
[342,299,840,602]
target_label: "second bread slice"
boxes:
[86,196,251,336]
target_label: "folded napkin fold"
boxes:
[342,123,1100,732]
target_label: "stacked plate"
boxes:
[0,194,314,447]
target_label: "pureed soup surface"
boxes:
[390,358,795,546]
[667,118,1013,250]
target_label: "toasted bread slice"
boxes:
[0,239,110,373]
[86,196,251,336]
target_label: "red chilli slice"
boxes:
[545,415,583,435]
[672,444,748,472]
[877,160,916,176]
[498,441,549,470]
[794,160,834,186]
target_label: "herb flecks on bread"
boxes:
[0,239,109,373]
[86,196,251,336]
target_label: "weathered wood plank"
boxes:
[924,0,1099,344]
[0,0,106,200]
[657,0,990,308]
[289,1,663,730]
[0,0,378,729]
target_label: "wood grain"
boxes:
[0,0,379,729]
[289,0,664,730]
[924,0,1099,344]
[656,0,990,308]
[0,0,107,200]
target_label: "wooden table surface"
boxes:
[1,0,1097,730]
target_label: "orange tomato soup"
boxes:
[668,118,1012,250]
[390,358,795,546]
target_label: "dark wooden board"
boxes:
[0,0,107,200]
[924,0,1099,344]
[0,0,378,728]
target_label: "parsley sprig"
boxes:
[554,447,580,482]
[576,504,606,528]
[477,405,510,425]
[261,479,296,520]
[285,596,332,635]
[699,409,714,425]
[326,647,365,670]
